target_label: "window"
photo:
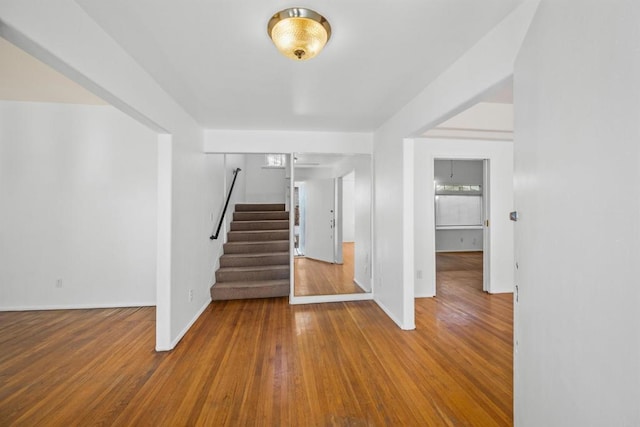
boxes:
[264,153,286,168]
[434,182,483,229]
[435,184,482,194]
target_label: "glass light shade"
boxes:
[268,8,331,61]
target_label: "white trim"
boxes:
[374,296,415,330]
[289,152,296,299]
[0,302,156,312]
[487,289,513,295]
[204,130,372,154]
[415,291,435,299]
[436,225,483,230]
[156,297,211,352]
[289,293,373,305]
[156,134,173,352]
[431,153,490,294]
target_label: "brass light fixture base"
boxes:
[267,8,331,61]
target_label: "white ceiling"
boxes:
[74,0,525,132]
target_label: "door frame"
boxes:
[412,138,515,302]
[432,157,490,295]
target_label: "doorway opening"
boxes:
[434,159,490,295]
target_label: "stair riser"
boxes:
[220,254,289,268]
[211,283,289,300]
[231,221,289,231]
[223,241,289,254]
[227,231,289,242]
[216,268,290,282]
[213,204,290,301]
[235,203,286,212]
[233,212,289,221]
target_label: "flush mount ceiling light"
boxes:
[267,7,331,61]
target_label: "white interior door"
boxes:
[304,178,335,263]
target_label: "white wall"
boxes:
[514,1,640,425]
[244,154,286,203]
[294,167,336,181]
[0,2,223,350]
[0,101,157,309]
[204,130,372,154]
[414,139,514,297]
[372,1,539,329]
[436,229,483,252]
[342,171,355,242]
[434,159,483,185]
[351,156,372,291]
[219,154,246,242]
[434,159,484,252]
[424,102,514,140]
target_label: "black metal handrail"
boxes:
[210,168,241,240]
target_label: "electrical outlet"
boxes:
[188,289,194,302]
[55,279,63,288]
[416,270,423,279]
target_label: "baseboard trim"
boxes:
[488,289,514,295]
[373,297,415,330]
[352,278,371,293]
[415,292,435,298]
[289,293,373,305]
[0,302,156,312]
[157,297,211,352]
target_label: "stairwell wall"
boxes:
[221,154,247,243]
[244,154,287,204]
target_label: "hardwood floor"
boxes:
[295,242,366,296]
[436,251,484,291]
[0,256,512,426]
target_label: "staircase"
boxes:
[210,203,290,300]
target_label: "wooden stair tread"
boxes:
[233,213,289,222]
[213,279,289,288]
[213,204,290,301]
[222,252,289,258]
[224,240,289,245]
[234,211,289,216]
[232,220,289,225]
[217,265,289,273]
[235,203,285,211]
[229,229,288,234]
[231,219,289,226]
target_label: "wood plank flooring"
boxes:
[437,251,484,291]
[295,242,366,296]
[0,252,512,426]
